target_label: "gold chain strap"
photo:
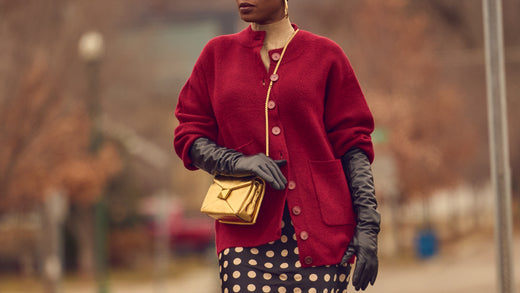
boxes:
[264,29,299,157]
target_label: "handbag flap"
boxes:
[213,176,256,199]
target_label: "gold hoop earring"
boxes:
[284,0,289,17]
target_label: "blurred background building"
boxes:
[0,0,519,292]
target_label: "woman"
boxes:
[174,0,380,292]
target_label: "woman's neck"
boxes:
[251,17,294,50]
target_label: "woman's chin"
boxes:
[240,15,257,23]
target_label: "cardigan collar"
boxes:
[253,18,296,52]
[237,23,300,49]
[236,23,304,65]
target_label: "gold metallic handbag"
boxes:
[200,29,299,225]
[201,175,265,224]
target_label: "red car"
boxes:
[141,196,215,253]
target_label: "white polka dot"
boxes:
[248,284,256,292]
[219,265,222,273]
[224,248,230,255]
[281,235,288,243]
[235,247,244,253]
[264,273,272,280]
[280,262,289,269]
[324,289,328,293]
[281,249,289,257]
[268,241,276,245]
[223,274,228,281]
[219,253,222,259]
[292,233,297,240]
[251,248,259,255]
[294,274,302,281]
[223,261,229,268]
[249,259,258,266]
[265,262,274,269]
[293,288,302,293]
[342,290,348,293]
[266,250,275,258]
[339,274,346,282]
[263,285,271,292]
[334,274,338,282]
[224,288,229,293]
[324,274,331,282]
[309,274,318,282]
[233,258,242,265]
[278,287,287,293]
[248,271,256,278]
[279,273,288,281]
[233,285,240,292]
[281,220,285,228]
[309,289,317,293]
[233,271,241,278]
[295,260,301,268]
[294,247,299,255]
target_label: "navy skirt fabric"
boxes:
[218,206,351,293]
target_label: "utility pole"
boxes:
[42,190,68,293]
[482,1,515,293]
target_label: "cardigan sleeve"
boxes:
[174,48,218,170]
[323,45,374,163]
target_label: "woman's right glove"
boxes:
[340,147,380,291]
[189,137,287,190]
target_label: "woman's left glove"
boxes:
[340,148,380,291]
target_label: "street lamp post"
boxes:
[78,31,109,293]
[78,31,104,152]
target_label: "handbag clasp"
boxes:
[218,189,232,200]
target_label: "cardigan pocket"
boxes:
[309,159,356,226]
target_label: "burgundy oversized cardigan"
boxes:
[174,24,374,267]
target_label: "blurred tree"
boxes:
[0,0,134,276]
[293,0,520,229]
[295,0,480,198]
[421,0,520,205]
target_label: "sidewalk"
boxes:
[368,232,520,293]
[62,265,219,293]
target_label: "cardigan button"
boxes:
[268,100,276,110]
[288,181,296,190]
[300,231,309,241]
[270,74,279,82]
[271,52,281,61]
[272,126,281,136]
[292,206,301,216]
[304,256,313,265]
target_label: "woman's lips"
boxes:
[239,3,255,13]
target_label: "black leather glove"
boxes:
[340,147,380,291]
[189,137,287,190]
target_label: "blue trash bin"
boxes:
[415,228,438,259]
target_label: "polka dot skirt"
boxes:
[218,206,351,293]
